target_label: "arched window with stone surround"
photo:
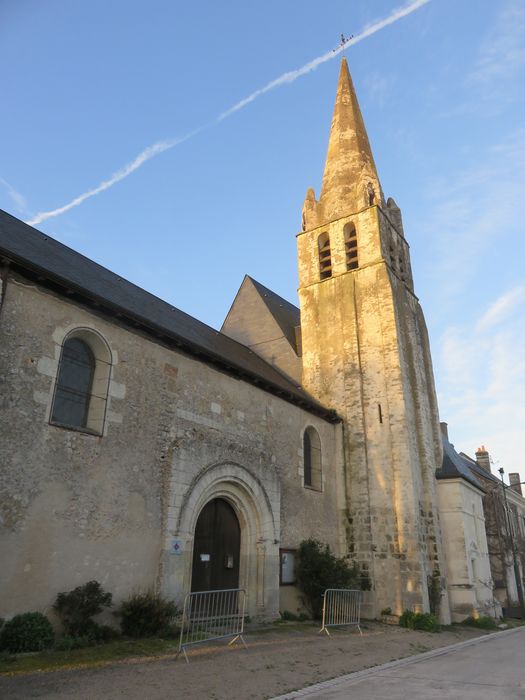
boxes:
[303,426,322,490]
[344,223,358,270]
[318,233,332,280]
[50,328,112,434]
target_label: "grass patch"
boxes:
[0,638,179,676]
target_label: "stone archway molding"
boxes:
[176,460,278,543]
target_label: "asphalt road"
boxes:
[273,626,525,699]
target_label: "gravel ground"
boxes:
[0,621,493,700]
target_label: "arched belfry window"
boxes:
[344,223,358,271]
[318,233,332,280]
[303,426,322,491]
[50,329,112,434]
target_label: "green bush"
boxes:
[118,591,179,638]
[399,609,440,632]
[461,615,496,630]
[380,607,392,616]
[280,610,299,621]
[295,539,365,619]
[0,612,54,652]
[158,623,180,639]
[54,580,112,637]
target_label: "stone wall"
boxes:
[298,204,449,620]
[0,271,342,620]
[437,479,496,620]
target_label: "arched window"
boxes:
[344,223,358,271]
[50,329,112,434]
[303,426,322,490]
[318,233,332,280]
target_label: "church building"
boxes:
[1,58,456,623]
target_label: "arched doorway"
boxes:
[191,498,241,592]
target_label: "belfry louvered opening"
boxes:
[318,233,332,280]
[344,223,358,270]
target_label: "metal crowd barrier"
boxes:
[320,588,363,636]
[176,588,247,663]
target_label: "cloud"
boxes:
[24,0,431,227]
[0,178,27,214]
[438,288,525,475]
[469,0,525,91]
[476,285,525,332]
[423,128,525,297]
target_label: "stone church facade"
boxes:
[2,58,486,624]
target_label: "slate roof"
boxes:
[436,434,485,491]
[247,276,301,353]
[459,455,500,486]
[0,209,338,423]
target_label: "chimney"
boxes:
[440,422,449,440]
[509,473,523,496]
[475,445,491,472]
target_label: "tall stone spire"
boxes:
[302,57,383,230]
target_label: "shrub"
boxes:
[118,591,179,638]
[295,539,364,619]
[399,609,440,633]
[280,610,299,621]
[461,615,497,630]
[380,607,392,616]
[158,623,180,639]
[0,612,54,652]
[54,580,112,637]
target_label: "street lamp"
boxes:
[498,467,525,618]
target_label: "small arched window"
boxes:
[344,223,358,271]
[50,329,112,434]
[318,233,332,280]
[303,426,322,490]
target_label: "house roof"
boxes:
[0,209,338,423]
[460,456,500,486]
[247,276,301,353]
[437,434,485,491]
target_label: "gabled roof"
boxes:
[437,434,485,492]
[0,209,338,423]
[247,276,300,353]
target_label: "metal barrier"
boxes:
[320,588,363,636]
[177,588,247,662]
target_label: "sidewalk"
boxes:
[0,621,501,700]
[272,626,525,699]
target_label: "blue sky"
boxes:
[2,0,524,476]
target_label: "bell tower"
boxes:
[298,58,449,619]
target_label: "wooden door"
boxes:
[191,498,241,592]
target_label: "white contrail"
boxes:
[27,129,205,226]
[219,0,432,120]
[26,0,431,227]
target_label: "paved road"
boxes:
[273,626,525,699]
